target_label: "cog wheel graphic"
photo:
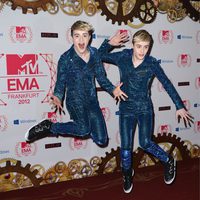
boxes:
[137,0,157,24]
[96,147,121,175]
[1,0,55,14]
[133,133,191,169]
[95,0,135,25]
[179,0,200,22]
[96,133,191,175]
[0,160,43,187]
[0,1,5,12]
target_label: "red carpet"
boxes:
[1,158,199,200]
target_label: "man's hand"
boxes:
[50,95,65,115]
[113,82,128,104]
[109,30,129,47]
[176,108,194,128]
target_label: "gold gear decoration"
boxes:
[80,164,92,177]
[96,147,121,175]
[43,166,58,184]
[84,2,96,16]
[68,159,92,178]
[178,0,200,22]
[0,1,4,12]
[167,1,186,23]
[57,0,82,15]
[47,1,59,14]
[43,162,71,184]
[0,158,18,191]
[0,159,43,192]
[191,144,200,158]
[127,19,145,29]
[96,133,192,175]
[54,161,67,174]
[1,0,56,14]
[133,133,191,169]
[68,159,82,175]
[30,164,46,178]
[95,0,136,25]
[137,0,157,24]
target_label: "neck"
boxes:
[75,48,90,62]
[132,56,143,67]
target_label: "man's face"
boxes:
[72,29,91,55]
[133,40,150,61]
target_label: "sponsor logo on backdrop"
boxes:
[42,111,62,123]
[158,30,173,44]
[15,142,37,157]
[194,103,200,108]
[158,124,172,134]
[178,81,190,86]
[182,100,191,110]
[158,106,171,111]
[0,54,56,105]
[161,59,173,64]
[13,119,37,125]
[41,32,58,38]
[194,121,200,133]
[92,33,110,40]
[0,115,8,132]
[0,32,3,37]
[45,142,61,149]
[0,149,10,155]
[101,107,111,122]
[196,31,200,44]
[177,54,192,67]
[195,77,200,89]
[69,138,87,150]
[10,26,32,43]
[177,34,192,40]
[175,127,190,132]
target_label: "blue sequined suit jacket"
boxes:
[53,45,115,116]
[99,40,184,115]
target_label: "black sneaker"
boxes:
[163,156,176,184]
[25,119,52,143]
[122,169,134,193]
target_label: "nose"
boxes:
[79,36,84,43]
[140,48,144,54]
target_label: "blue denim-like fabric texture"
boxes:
[99,40,185,164]
[50,45,115,146]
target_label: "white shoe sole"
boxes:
[124,184,133,193]
[24,118,47,142]
[164,159,176,184]
[123,169,134,193]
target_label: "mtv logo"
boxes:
[162,30,169,40]
[175,127,179,132]
[181,54,188,64]
[177,35,181,39]
[16,26,26,34]
[21,142,30,148]
[161,125,168,132]
[47,112,57,122]
[13,119,20,125]
[6,54,38,75]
